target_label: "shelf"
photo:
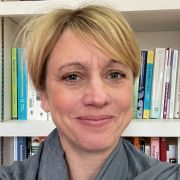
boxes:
[1,1,180,32]
[0,120,55,137]
[123,119,180,137]
[0,119,180,137]
[1,0,180,16]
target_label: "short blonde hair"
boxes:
[21,5,140,91]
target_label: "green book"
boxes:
[11,48,18,119]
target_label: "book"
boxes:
[132,137,141,150]
[0,137,3,165]
[3,137,16,166]
[133,77,139,118]
[168,144,177,163]
[17,137,27,161]
[17,48,27,120]
[150,48,166,118]
[137,51,147,119]
[160,137,167,162]
[174,50,180,118]
[11,48,18,119]
[178,137,180,164]
[161,48,172,119]
[27,76,37,120]
[36,91,48,121]
[31,137,40,156]
[150,137,160,160]
[143,50,154,119]
[169,49,179,118]
[0,18,2,121]
[2,18,17,121]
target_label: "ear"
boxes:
[39,90,50,112]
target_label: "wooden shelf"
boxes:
[0,119,180,137]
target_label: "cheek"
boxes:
[48,90,78,115]
[115,86,133,110]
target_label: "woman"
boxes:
[0,4,180,180]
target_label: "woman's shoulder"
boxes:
[121,138,180,180]
[0,140,45,180]
[0,129,60,180]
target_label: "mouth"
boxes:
[76,115,113,127]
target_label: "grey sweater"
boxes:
[0,129,180,180]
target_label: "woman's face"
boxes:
[40,29,133,153]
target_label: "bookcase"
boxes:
[0,0,180,162]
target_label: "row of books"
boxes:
[126,137,178,163]
[1,136,179,166]
[10,47,180,120]
[0,136,46,166]
[133,48,180,119]
[11,48,51,121]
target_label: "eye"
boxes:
[107,71,126,80]
[62,73,80,82]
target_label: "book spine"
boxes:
[11,48,18,119]
[0,137,3,165]
[31,137,40,156]
[143,50,154,119]
[136,51,147,119]
[27,75,36,120]
[169,49,179,118]
[162,49,172,119]
[0,18,2,121]
[14,137,17,161]
[150,137,160,160]
[178,137,180,164]
[35,92,47,121]
[168,145,177,163]
[160,137,167,162]
[174,50,180,118]
[17,137,26,161]
[133,77,139,118]
[17,48,27,120]
[150,48,166,118]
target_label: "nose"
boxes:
[82,78,111,108]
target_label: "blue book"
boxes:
[17,48,27,120]
[136,51,147,119]
[17,137,26,161]
[143,50,154,119]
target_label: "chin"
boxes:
[78,134,119,153]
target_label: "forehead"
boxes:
[49,29,112,65]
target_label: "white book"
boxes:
[145,145,150,157]
[174,50,180,118]
[27,76,37,120]
[168,144,177,163]
[35,91,48,121]
[161,48,172,119]
[168,49,179,118]
[150,48,166,118]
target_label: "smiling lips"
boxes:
[77,115,113,126]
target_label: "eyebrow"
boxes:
[58,62,86,72]
[58,59,122,71]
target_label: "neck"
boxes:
[66,153,103,180]
[60,136,117,180]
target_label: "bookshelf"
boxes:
[0,0,180,138]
